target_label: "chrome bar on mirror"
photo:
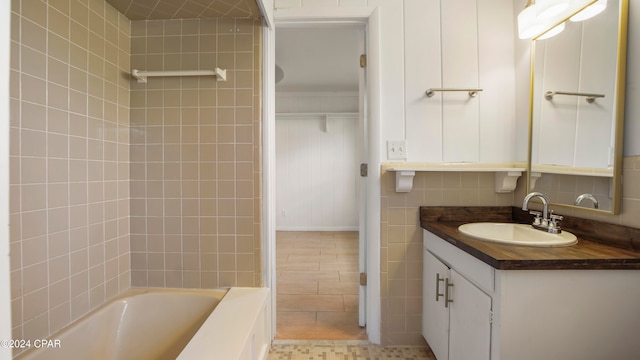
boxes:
[544,91,605,103]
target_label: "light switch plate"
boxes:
[387,140,407,160]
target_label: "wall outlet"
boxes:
[387,140,407,160]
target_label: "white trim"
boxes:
[256,0,275,29]
[0,1,12,359]
[273,8,376,21]
[264,5,382,345]
[276,91,359,97]
[262,21,277,341]
[364,7,381,345]
[276,227,360,232]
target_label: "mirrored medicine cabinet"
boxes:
[526,0,629,214]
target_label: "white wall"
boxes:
[276,91,358,113]
[276,113,359,230]
[275,91,359,231]
[404,0,517,163]
[276,0,521,164]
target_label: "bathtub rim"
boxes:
[177,286,271,360]
[13,287,229,360]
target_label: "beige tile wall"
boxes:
[531,173,612,211]
[9,0,131,350]
[129,18,262,289]
[379,170,517,345]
[536,155,640,228]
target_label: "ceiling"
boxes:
[275,26,361,93]
[105,0,261,20]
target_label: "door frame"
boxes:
[261,5,382,345]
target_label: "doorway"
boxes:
[273,24,367,340]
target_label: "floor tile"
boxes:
[276,231,365,341]
[318,281,359,295]
[339,271,360,282]
[277,311,316,325]
[277,280,319,295]
[278,294,345,312]
[277,261,320,271]
[278,270,340,282]
[343,295,359,312]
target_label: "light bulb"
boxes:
[537,0,570,19]
[519,1,546,39]
[570,0,607,22]
[538,22,565,39]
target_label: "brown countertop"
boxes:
[420,206,640,270]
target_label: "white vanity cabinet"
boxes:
[423,251,491,360]
[423,229,640,360]
[423,232,493,360]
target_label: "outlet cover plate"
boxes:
[387,140,407,160]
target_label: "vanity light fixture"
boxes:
[518,0,565,40]
[537,0,570,19]
[538,22,565,39]
[570,0,607,22]
[518,0,547,39]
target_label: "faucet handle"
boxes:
[529,210,542,225]
[550,213,563,222]
[549,213,563,232]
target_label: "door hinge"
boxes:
[360,54,367,68]
[360,163,368,177]
[359,272,367,286]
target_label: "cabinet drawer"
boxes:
[424,230,494,293]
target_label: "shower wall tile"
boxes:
[9,0,131,353]
[129,18,262,289]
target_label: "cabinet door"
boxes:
[448,270,491,360]
[423,250,450,360]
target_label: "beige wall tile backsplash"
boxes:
[9,0,131,348]
[129,18,262,289]
[551,155,640,228]
[379,170,515,345]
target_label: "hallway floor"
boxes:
[276,231,367,340]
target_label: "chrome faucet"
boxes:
[575,193,599,209]
[522,192,563,234]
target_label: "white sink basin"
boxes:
[458,222,577,247]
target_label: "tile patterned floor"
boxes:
[276,231,367,340]
[267,342,436,360]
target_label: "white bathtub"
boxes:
[15,287,271,360]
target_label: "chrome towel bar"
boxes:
[426,88,483,98]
